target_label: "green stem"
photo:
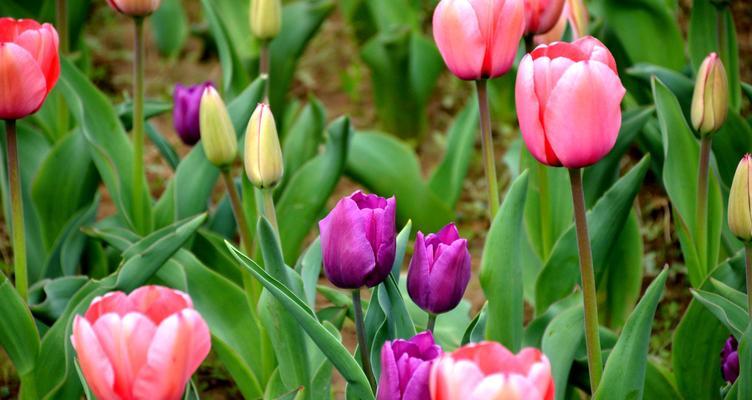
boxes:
[259,42,270,102]
[5,120,27,301]
[352,289,376,391]
[475,79,500,219]
[20,371,37,399]
[745,245,752,319]
[426,313,437,333]
[696,136,711,275]
[56,0,68,54]
[260,188,278,234]
[568,168,603,392]
[538,165,552,259]
[132,17,147,234]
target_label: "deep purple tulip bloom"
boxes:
[319,191,397,289]
[721,336,739,383]
[407,223,471,314]
[173,81,213,145]
[376,331,441,400]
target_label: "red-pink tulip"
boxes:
[533,0,588,44]
[432,0,525,80]
[515,36,625,168]
[106,0,162,16]
[71,285,211,400]
[0,18,60,120]
[523,0,566,35]
[430,342,554,400]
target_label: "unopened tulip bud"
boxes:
[106,0,162,17]
[199,87,237,167]
[721,336,739,384]
[691,52,728,135]
[728,155,752,242]
[244,103,283,189]
[250,0,281,40]
[173,82,213,146]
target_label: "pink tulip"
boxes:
[533,0,589,44]
[430,342,554,400]
[523,0,566,35]
[106,0,162,17]
[515,36,625,168]
[0,18,60,120]
[432,0,525,80]
[71,285,211,400]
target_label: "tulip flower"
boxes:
[71,285,211,400]
[691,52,728,136]
[244,103,284,189]
[250,0,282,41]
[430,342,554,400]
[407,223,471,316]
[728,155,752,242]
[721,336,739,384]
[106,0,162,17]
[524,0,566,35]
[516,36,625,168]
[377,331,442,400]
[199,86,238,167]
[533,0,588,44]
[0,18,60,120]
[432,0,525,81]
[173,82,213,146]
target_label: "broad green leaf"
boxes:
[226,241,375,399]
[201,0,250,95]
[738,323,752,399]
[627,64,693,119]
[524,293,582,349]
[712,111,752,189]
[116,99,173,131]
[535,156,650,313]
[710,278,748,312]
[364,0,420,32]
[299,238,322,308]
[644,360,683,399]
[480,171,528,351]
[599,212,643,329]
[0,272,40,375]
[691,289,749,338]
[594,268,668,399]
[150,0,188,58]
[28,276,88,325]
[346,131,454,233]
[542,302,583,400]
[40,195,99,278]
[278,97,326,193]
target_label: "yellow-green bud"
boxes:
[244,103,283,188]
[250,0,281,40]
[691,52,728,136]
[199,87,237,167]
[728,154,752,242]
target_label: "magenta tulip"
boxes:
[319,191,397,289]
[0,18,60,120]
[515,36,625,168]
[71,285,211,400]
[377,331,442,400]
[407,223,471,314]
[173,82,213,145]
[523,0,566,35]
[432,0,525,80]
[721,336,739,383]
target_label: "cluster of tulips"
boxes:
[0,0,747,398]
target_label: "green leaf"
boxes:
[226,240,375,400]
[627,64,693,119]
[278,97,326,193]
[535,156,650,313]
[150,0,188,58]
[40,195,99,278]
[0,272,40,375]
[201,0,250,95]
[299,239,322,308]
[594,268,668,399]
[28,276,89,325]
[712,111,752,189]
[738,323,752,399]
[542,302,583,400]
[480,171,528,351]
[346,131,454,233]
[644,360,683,399]
[691,289,749,338]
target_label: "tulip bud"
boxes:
[727,155,752,242]
[250,0,281,40]
[106,0,162,17]
[244,103,283,189]
[524,0,566,35]
[319,191,397,289]
[721,336,739,384]
[173,82,213,146]
[407,223,471,315]
[199,87,238,167]
[377,331,441,400]
[691,52,728,135]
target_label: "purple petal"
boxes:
[400,361,432,400]
[318,197,375,288]
[377,341,401,400]
[425,239,471,314]
[407,232,431,311]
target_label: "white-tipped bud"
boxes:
[199,87,238,167]
[244,103,283,188]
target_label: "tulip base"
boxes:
[352,289,376,391]
[568,168,603,391]
[5,120,28,301]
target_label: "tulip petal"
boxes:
[572,36,617,74]
[544,61,624,168]
[71,316,121,400]
[0,42,47,119]
[407,231,432,310]
[129,285,193,325]
[433,0,486,80]
[401,361,433,400]
[516,54,560,166]
[319,197,376,288]
[14,23,59,90]
[84,291,131,322]
[425,239,470,313]
[376,342,401,400]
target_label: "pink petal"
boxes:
[433,0,486,80]
[516,54,560,165]
[128,285,193,325]
[572,36,617,73]
[71,316,121,400]
[84,291,131,322]
[544,60,624,168]
[14,23,59,90]
[485,0,526,77]
[0,42,46,119]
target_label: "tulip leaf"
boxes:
[691,289,749,339]
[346,131,454,233]
[738,323,752,400]
[277,116,353,263]
[654,77,723,286]
[226,240,375,400]
[541,301,583,400]
[28,276,89,325]
[39,195,99,279]
[480,171,529,351]
[643,360,683,399]
[535,156,650,313]
[709,278,749,312]
[201,0,250,96]
[278,97,327,194]
[150,0,188,58]
[594,268,668,400]
[711,110,752,190]
[0,271,40,377]
[298,238,323,308]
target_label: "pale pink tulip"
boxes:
[71,285,211,400]
[430,342,554,400]
[432,0,525,80]
[523,0,566,35]
[515,36,625,168]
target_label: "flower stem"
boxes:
[5,120,27,301]
[56,0,68,54]
[745,245,752,319]
[352,289,376,391]
[260,188,278,234]
[568,168,603,392]
[426,313,437,333]
[538,165,552,259]
[475,79,500,219]
[696,136,711,276]
[259,42,270,102]
[132,17,147,234]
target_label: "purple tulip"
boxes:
[376,331,442,400]
[173,82,213,145]
[721,336,739,383]
[319,191,397,289]
[407,223,471,314]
